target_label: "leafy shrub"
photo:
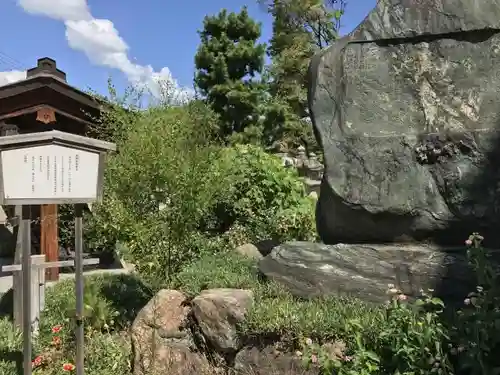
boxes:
[0,318,22,375]
[56,204,76,252]
[78,331,131,375]
[86,99,316,287]
[39,274,152,334]
[85,101,225,286]
[0,274,147,375]
[203,144,317,244]
[296,233,500,375]
[449,233,500,375]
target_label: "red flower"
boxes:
[52,336,61,346]
[51,325,62,334]
[62,363,75,371]
[32,355,43,368]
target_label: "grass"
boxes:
[170,251,384,345]
[0,252,385,374]
[0,273,151,375]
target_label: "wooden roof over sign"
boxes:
[0,57,103,133]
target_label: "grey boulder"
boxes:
[258,241,500,305]
[309,0,500,245]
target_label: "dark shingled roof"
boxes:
[0,57,103,132]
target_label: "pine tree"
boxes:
[259,0,345,153]
[194,7,267,142]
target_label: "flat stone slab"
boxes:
[259,241,498,304]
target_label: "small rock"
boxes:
[132,289,189,340]
[234,346,318,375]
[131,289,211,375]
[192,288,253,353]
[134,342,212,375]
[308,191,318,200]
[235,243,263,260]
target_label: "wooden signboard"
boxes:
[1,145,100,204]
[0,130,115,375]
[0,131,113,205]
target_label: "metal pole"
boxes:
[21,205,32,375]
[13,204,23,327]
[74,204,84,375]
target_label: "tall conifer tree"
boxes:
[194,7,267,141]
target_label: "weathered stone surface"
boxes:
[309,0,500,245]
[235,243,263,261]
[234,346,318,375]
[131,289,211,375]
[132,341,212,375]
[192,288,253,353]
[259,242,500,304]
[132,289,190,341]
[350,0,500,40]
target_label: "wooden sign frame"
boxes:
[0,130,116,205]
[0,130,116,375]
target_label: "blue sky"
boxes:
[0,0,376,98]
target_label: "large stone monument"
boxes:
[259,0,500,304]
[309,0,500,246]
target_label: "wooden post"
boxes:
[0,122,24,328]
[13,205,23,328]
[4,257,100,334]
[74,204,85,375]
[21,205,32,375]
[41,204,59,281]
[30,255,45,336]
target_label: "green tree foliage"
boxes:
[268,0,344,53]
[85,95,316,287]
[259,0,346,153]
[205,144,317,245]
[85,101,223,286]
[194,7,267,143]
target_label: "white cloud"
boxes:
[0,70,27,86]
[18,0,92,21]
[1,0,193,104]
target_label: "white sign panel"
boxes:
[1,144,100,202]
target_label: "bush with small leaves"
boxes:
[204,144,317,244]
[300,286,452,375]
[450,233,500,375]
[85,100,316,287]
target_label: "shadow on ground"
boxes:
[0,349,22,375]
[427,125,500,370]
[430,125,500,290]
[0,289,13,319]
[98,273,154,327]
